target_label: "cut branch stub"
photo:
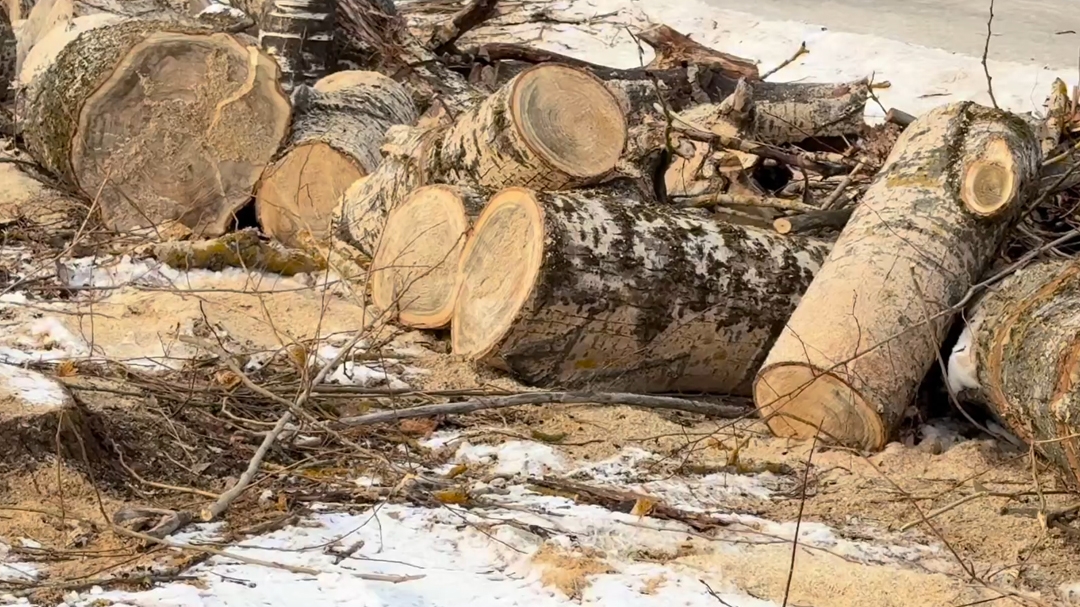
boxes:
[370,184,487,329]
[452,183,832,394]
[954,260,1080,486]
[18,16,291,237]
[754,102,1040,450]
[256,70,417,248]
[439,63,626,190]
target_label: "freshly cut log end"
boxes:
[20,17,292,237]
[440,64,627,189]
[961,138,1018,217]
[452,184,832,394]
[957,261,1080,486]
[0,364,105,463]
[754,363,885,449]
[257,70,417,247]
[370,184,487,329]
[753,102,1040,450]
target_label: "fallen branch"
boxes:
[761,41,808,80]
[674,122,849,177]
[821,160,864,210]
[675,192,819,214]
[773,208,853,234]
[429,0,499,53]
[337,391,751,426]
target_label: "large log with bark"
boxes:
[17,15,291,237]
[950,261,1080,486]
[256,70,416,248]
[754,102,1041,450]
[370,184,486,329]
[451,183,833,394]
[257,0,334,86]
[335,63,627,257]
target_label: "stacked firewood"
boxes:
[5,0,1080,486]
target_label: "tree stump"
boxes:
[951,260,1080,486]
[370,184,486,329]
[256,70,416,247]
[451,183,832,394]
[0,364,105,463]
[18,15,291,237]
[754,102,1040,450]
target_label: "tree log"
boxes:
[773,209,853,235]
[637,24,758,81]
[0,363,107,464]
[439,63,625,190]
[370,184,486,329]
[257,0,334,86]
[754,102,1041,450]
[335,63,627,257]
[451,184,832,394]
[951,260,1080,486]
[18,15,291,237]
[256,70,416,248]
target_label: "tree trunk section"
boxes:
[438,63,626,190]
[256,70,416,248]
[258,0,334,87]
[754,102,1041,450]
[0,364,107,465]
[336,63,629,257]
[18,15,291,238]
[451,183,833,395]
[370,184,487,329]
[773,209,853,235]
[953,260,1080,487]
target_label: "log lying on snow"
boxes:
[335,63,627,257]
[754,102,1041,450]
[451,183,833,394]
[370,184,486,329]
[18,15,291,237]
[0,363,107,464]
[256,70,417,248]
[950,261,1080,486]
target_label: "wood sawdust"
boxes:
[532,544,613,599]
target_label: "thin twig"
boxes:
[982,0,998,109]
[782,432,817,607]
[761,41,808,80]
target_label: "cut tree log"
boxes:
[439,63,625,190]
[0,363,107,464]
[773,209,853,235]
[369,184,486,329]
[335,63,628,257]
[754,102,1041,450]
[18,15,291,237]
[256,70,417,248]
[257,0,334,86]
[451,183,833,394]
[950,260,1080,486]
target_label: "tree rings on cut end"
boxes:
[72,32,291,236]
[370,185,478,329]
[754,362,886,450]
[257,142,364,248]
[452,187,545,359]
[961,138,1018,217]
[511,64,627,180]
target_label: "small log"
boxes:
[18,15,291,237]
[370,184,487,329]
[885,108,915,128]
[638,24,758,81]
[952,260,1080,486]
[151,228,324,276]
[256,70,417,248]
[438,63,625,190]
[336,63,628,256]
[257,0,335,86]
[0,363,106,464]
[773,209,853,234]
[754,102,1041,450]
[451,184,832,395]
[677,78,869,145]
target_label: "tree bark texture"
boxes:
[256,70,416,247]
[754,102,1041,451]
[370,183,487,329]
[953,260,1080,487]
[451,183,833,395]
[258,0,334,87]
[18,15,291,237]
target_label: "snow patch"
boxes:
[455,440,569,477]
[0,363,69,408]
[947,325,980,393]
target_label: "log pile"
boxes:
[8,0,1080,486]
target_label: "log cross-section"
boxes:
[754,101,1041,450]
[451,183,833,394]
